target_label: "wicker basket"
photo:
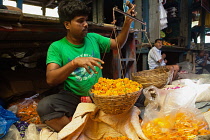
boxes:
[131,67,172,88]
[90,89,142,115]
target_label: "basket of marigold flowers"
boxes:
[90,77,143,115]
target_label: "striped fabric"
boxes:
[195,55,205,74]
[148,47,166,69]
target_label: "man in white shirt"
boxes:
[148,39,179,80]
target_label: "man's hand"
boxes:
[162,53,166,59]
[164,59,168,64]
[125,5,137,23]
[73,57,104,74]
[205,53,209,60]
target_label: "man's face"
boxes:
[65,16,88,39]
[154,40,163,49]
[199,51,205,57]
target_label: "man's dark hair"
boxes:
[198,50,205,54]
[155,39,163,43]
[58,0,90,24]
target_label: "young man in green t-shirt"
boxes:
[37,0,137,132]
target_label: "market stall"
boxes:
[1,0,210,140]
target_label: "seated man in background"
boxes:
[195,50,210,74]
[148,39,180,81]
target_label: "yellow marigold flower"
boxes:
[92,78,142,96]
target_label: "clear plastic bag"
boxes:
[143,85,168,110]
[142,85,210,140]
[7,105,18,114]
[24,124,40,140]
[177,61,193,73]
[143,85,198,120]
[17,94,41,124]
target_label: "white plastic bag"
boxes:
[195,84,210,102]
[159,0,168,30]
[161,86,197,114]
[2,125,22,140]
[24,124,40,140]
[172,79,210,102]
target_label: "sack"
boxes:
[172,79,210,102]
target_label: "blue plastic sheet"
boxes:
[0,105,19,138]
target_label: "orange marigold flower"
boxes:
[91,78,142,96]
[142,111,210,140]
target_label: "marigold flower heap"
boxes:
[91,77,142,96]
[100,136,132,140]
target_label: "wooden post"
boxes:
[97,0,104,23]
[142,0,149,42]
[149,0,160,42]
[16,0,23,10]
[180,0,188,47]
[42,3,46,16]
[112,33,136,79]
[142,54,148,70]
[187,0,193,49]
[192,52,196,73]
[134,0,143,43]
[92,0,104,23]
[180,0,192,48]
[92,0,97,23]
[200,8,206,48]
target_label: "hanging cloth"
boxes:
[159,0,168,30]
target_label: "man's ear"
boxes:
[64,21,71,29]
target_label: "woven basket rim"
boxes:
[90,88,142,98]
[131,67,172,88]
[131,67,170,76]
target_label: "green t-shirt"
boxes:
[46,33,111,96]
